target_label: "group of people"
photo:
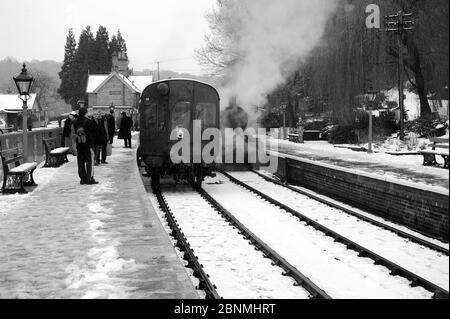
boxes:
[62,109,133,185]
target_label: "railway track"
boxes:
[218,169,449,299]
[155,184,328,299]
[196,187,331,299]
[155,191,220,299]
[252,169,449,256]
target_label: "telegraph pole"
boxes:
[385,11,414,141]
[156,61,160,81]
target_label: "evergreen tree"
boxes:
[109,34,120,56]
[116,30,128,55]
[71,26,95,108]
[58,29,77,107]
[93,26,111,74]
[58,26,129,108]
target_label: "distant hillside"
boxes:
[0,57,71,117]
[0,57,62,92]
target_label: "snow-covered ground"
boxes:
[0,135,197,299]
[226,171,449,291]
[268,138,449,192]
[203,173,434,299]
[149,186,310,299]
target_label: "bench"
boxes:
[420,138,449,169]
[1,148,38,194]
[288,134,300,143]
[0,127,14,134]
[43,137,70,168]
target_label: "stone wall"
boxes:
[275,154,449,241]
[94,76,138,107]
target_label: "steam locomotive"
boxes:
[137,79,220,191]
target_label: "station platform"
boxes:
[0,135,199,299]
[271,140,449,192]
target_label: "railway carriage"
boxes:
[138,79,220,191]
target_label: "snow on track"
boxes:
[203,174,434,299]
[156,186,310,299]
[227,171,449,291]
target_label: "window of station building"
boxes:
[171,101,191,130]
[109,91,122,95]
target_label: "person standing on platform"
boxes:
[118,112,133,148]
[63,111,77,155]
[73,108,98,185]
[95,113,109,165]
[106,109,116,145]
[91,112,105,166]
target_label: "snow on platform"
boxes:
[270,139,449,192]
[0,135,198,299]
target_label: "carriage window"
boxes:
[171,102,191,130]
[194,103,217,129]
[144,102,166,131]
[144,103,157,129]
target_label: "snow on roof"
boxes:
[86,73,153,94]
[86,75,109,93]
[0,93,38,112]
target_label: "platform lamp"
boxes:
[366,87,379,154]
[14,63,35,161]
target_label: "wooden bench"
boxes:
[43,137,70,168]
[288,134,300,143]
[1,148,38,194]
[420,138,449,169]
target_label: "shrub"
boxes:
[405,118,448,138]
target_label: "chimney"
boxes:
[111,51,129,76]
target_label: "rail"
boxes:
[156,192,221,299]
[219,169,449,299]
[251,170,449,256]
[197,187,331,299]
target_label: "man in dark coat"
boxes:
[118,112,133,148]
[73,108,98,185]
[106,109,116,144]
[91,112,108,165]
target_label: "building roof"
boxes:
[86,75,109,93]
[86,72,153,94]
[0,93,38,112]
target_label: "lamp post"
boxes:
[13,64,35,161]
[366,88,378,154]
[281,103,287,140]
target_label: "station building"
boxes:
[0,93,43,131]
[86,51,153,129]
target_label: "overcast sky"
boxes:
[0,0,215,75]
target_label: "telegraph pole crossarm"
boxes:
[384,11,415,141]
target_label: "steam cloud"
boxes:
[218,0,339,118]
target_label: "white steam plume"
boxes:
[218,0,339,112]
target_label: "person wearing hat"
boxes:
[118,112,133,148]
[63,111,78,155]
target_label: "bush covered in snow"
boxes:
[405,118,448,138]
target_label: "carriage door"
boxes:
[141,86,168,155]
[193,83,219,163]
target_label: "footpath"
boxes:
[0,135,198,299]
